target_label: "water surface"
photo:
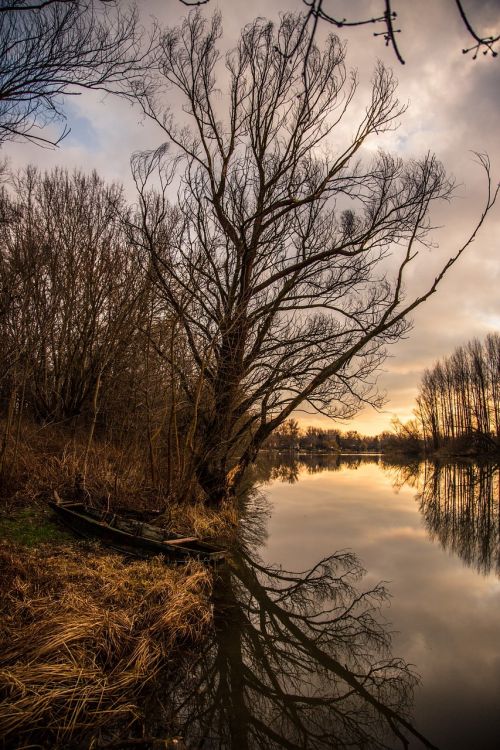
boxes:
[153,456,500,748]
[257,456,500,749]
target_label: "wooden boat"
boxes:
[49,498,225,563]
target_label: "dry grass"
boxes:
[166,499,238,543]
[0,420,239,540]
[0,418,162,512]
[0,543,213,748]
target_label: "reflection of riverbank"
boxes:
[417,461,500,576]
[254,451,418,484]
[266,453,500,575]
[380,458,500,575]
[258,453,500,578]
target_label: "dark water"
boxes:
[156,456,500,749]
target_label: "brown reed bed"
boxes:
[165,498,238,543]
[0,418,238,541]
[0,542,213,749]
[0,417,157,512]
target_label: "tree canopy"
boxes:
[129,11,497,503]
[0,0,157,146]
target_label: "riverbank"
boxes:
[0,531,214,748]
[0,419,234,749]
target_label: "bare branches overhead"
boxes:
[180,0,500,64]
[284,0,499,64]
[0,0,158,146]
[455,0,499,59]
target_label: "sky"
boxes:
[5,0,500,435]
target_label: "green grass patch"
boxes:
[0,506,73,547]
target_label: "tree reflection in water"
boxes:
[254,453,380,484]
[417,461,500,576]
[258,454,500,578]
[152,498,437,749]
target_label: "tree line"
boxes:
[0,167,197,498]
[272,327,500,459]
[416,333,500,453]
[267,419,381,453]
[0,10,497,506]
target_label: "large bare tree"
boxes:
[130,12,497,504]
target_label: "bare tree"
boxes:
[274,418,301,452]
[379,416,422,455]
[0,0,157,146]
[0,161,216,499]
[415,333,500,453]
[130,12,498,504]
[0,167,142,427]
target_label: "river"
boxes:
[257,454,500,749]
[156,455,500,749]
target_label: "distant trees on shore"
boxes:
[416,334,500,453]
[269,328,500,459]
[266,422,381,453]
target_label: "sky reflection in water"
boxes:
[259,456,500,749]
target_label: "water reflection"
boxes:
[260,453,500,578]
[155,512,437,749]
[234,454,500,749]
[255,452,383,483]
[416,461,500,576]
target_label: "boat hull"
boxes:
[49,501,225,563]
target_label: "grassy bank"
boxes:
[0,419,235,749]
[0,416,236,532]
[0,541,213,748]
